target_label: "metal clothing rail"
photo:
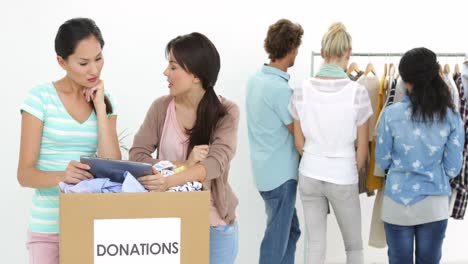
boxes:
[310,51,466,76]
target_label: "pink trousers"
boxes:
[26,230,59,264]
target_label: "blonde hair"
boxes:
[321,22,352,58]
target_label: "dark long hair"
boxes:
[55,18,113,114]
[398,47,454,123]
[165,32,227,154]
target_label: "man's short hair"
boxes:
[264,19,304,61]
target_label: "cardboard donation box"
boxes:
[59,191,209,264]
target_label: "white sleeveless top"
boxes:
[289,78,373,184]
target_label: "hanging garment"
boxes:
[373,67,397,178]
[368,185,386,248]
[443,73,460,111]
[366,70,387,191]
[356,142,373,195]
[454,72,461,84]
[382,64,396,104]
[451,76,468,219]
[357,75,380,141]
[384,79,397,107]
[394,77,407,103]
[357,75,380,195]
[462,63,468,100]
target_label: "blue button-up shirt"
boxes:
[375,96,464,205]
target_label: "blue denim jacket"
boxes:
[375,96,464,205]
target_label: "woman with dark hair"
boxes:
[17,18,120,263]
[129,32,239,263]
[376,47,464,264]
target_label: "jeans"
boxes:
[259,179,301,264]
[384,219,448,264]
[210,222,239,264]
[299,176,363,264]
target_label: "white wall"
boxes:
[2,0,468,263]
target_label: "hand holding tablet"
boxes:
[80,156,153,183]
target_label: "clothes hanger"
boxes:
[363,53,376,76]
[387,53,395,77]
[384,63,394,92]
[454,64,460,75]
[346,62,360,75]
[364,62,377,76]
[380,54,388,93]
[382,53,388,78]
[444,63,451,74]
[388,63,394,75]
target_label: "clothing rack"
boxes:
[310,51,466,76]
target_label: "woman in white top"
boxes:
[289,22,373,264]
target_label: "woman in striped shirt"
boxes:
[17,18,120,264]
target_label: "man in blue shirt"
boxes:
[246,19,303,264]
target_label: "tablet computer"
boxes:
[80,156,153,183]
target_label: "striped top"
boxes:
[20,82,117,233]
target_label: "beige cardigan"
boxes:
[129,95,239,224]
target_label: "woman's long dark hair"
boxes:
[55,18,113,114]
[165,32,227,154]
[398,47,454,122]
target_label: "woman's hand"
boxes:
[138,167,169,192]
[63,160,93,184]
[187,145,209,167]
[83,80,105,108]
